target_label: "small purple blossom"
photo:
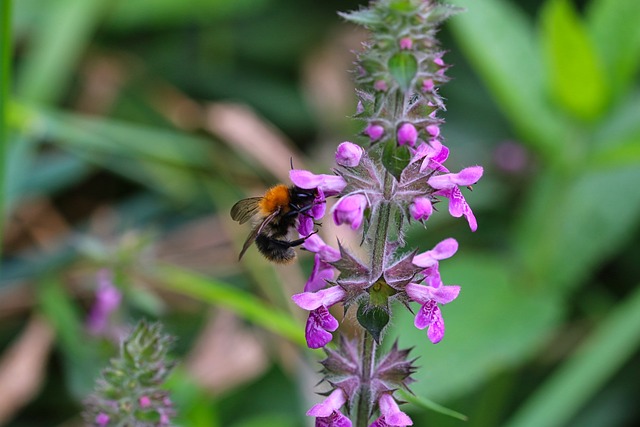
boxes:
[369,394,413,426]
[290,169,346,196]
[422,78,434,92]
[412,238,458,268]
[374,80,388,91]
[139,395,151,408]
[304,235,341,292]
[333,194,368,230]
[293,286,346,348]
[336,142,364,167]
[95,413,110,427]
[307,389,352,427]
[409,197,433,222]
[426,125,440,138]
[399,37,413,50]
[397,123,418,147]
[406,273,460,344]
[87,269,122,335]
[428,166,483,231]
[298,187,327,236]
[365,124,385,141]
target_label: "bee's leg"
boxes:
[285,229,319,248]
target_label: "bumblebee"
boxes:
[230,184,319,263]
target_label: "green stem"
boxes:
[0,0,11,262]
[355,171,394,427]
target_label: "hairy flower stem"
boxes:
[356,171,394,426]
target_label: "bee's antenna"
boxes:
[290,157,294,170]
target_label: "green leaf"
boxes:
[503,283,640,427]
[357,303,390,343]
[397,390,468,421]
[447,0,567,158]
[540,0,608,121]
[388,52,418,92]
[382,139,411,181]
[338,9,381,27]
[153,264,306,347]
[389,253,563,400]
[587,0,640,97]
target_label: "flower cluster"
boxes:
[283,1,483,425]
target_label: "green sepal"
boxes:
[338,9,382,27]
[382,138,411,181]
[388,51,418,92]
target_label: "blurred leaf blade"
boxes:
[1,0,10,241]
[153,264,306,347]
[447,0,566,157]
[397,390,468,421]
[504,283,640,427]
[539,0,608,121]
[16,0,111,105]
[587,0,640,98]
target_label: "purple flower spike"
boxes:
[365,124,385,141]
[290,169,346,196]
[412,238,458,268]
[308,389,352,427]
[369,394,413,426]
[333,194,368,230]
[397,123,418,147]
[406,281,460,344]
[336,142,364,167]
[95,413,110,427]
[409,197,433,222]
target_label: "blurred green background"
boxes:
[1,0,639,426]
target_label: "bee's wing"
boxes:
[230,197,262,224]
[238,208,280,260]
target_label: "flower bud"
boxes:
[336,142,364,167]
[365,124,385,141]
[399,37,413,50]
[397,123,418,147]
[410,197,433,221]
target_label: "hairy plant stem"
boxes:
[356,171,394,427]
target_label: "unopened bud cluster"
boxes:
[83,321,176,427]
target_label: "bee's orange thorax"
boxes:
[259,184,291,216]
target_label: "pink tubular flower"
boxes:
[333,194,368,230]
[307,389,352,427]
[422,78,434,92]
[293,286,346,348]
[397,123,418,147]
[426,125,440,138]
[414,139,449,173]
[369,394,413,426]
[336,142,364,167]
[412,238,458,268]
[139,395,152,408]
[428,166,483,231]
[290,169,346,197]
[365,124,385,141]
[405,273,460,344]
[298,187,327,236]
[303,235,341,292]
[87,269,122,335]
[409,197,432,221]
[374,80,388,91]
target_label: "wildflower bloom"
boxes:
[399,37,413,50]
[87,269,122,335]
[336,142,364,167]
[412,238,458,268]
[428,166,484,231]
[406,270,460,344]
[307,389,352,427]
[139,396,151,408]
[293,286,346,348]
[303,235,341,292]
[397,123,418,147]
[369,393,413,427]
[333,194,368,230]
[290,169,346,196]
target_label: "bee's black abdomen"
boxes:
[255,234,296,263]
